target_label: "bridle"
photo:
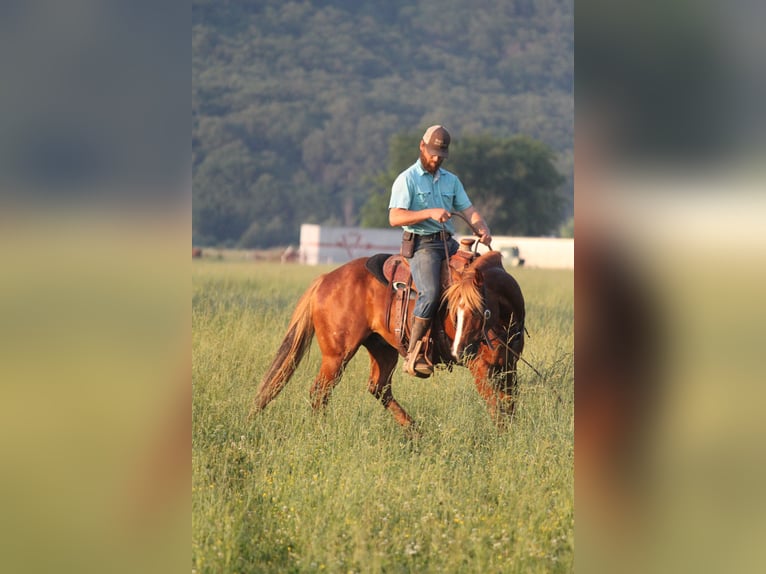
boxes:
[438,215,545,382]
[442,218,561,402]
[483,314,544,380]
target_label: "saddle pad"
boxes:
[364,253,395,286]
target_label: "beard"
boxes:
[419,148,444,174]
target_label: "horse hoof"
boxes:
[404,422,422,441]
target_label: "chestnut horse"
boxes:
[251,251,525,428]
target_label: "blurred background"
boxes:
[576,0,766,572]
[0,1,189,573]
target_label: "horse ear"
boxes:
[473,268,484,287]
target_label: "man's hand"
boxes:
[478,229,492,246]
[430,208,451,224]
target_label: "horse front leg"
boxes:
[469,359,517,428]
[363,335,414,428]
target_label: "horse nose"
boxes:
[451,341,476,362]
[450,339,463,361]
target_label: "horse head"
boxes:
[442,265,494,362]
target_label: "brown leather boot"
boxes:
[403,317,433,377]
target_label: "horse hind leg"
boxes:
[364,335,414,428]
[310,352,354,411]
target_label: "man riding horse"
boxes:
[388,125,493,377]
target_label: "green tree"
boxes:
[558,215,574,238]
[192,141,258,245]
[457,134,566,235]
[359,131,421,229]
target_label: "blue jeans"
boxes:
[409,236,459,319]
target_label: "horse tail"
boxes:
[251,277,321,414]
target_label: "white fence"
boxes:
[299,224,574,269]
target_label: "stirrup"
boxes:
[416,334,434,376]
[413,354,433,376]
[404,340,433,378]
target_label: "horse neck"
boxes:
[488,279,523,327]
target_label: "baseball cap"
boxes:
[422,125,450,157]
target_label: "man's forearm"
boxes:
[389,207,447,227]
[470,213,489,234]
[463,207,489,234]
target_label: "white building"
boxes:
[299,224,402,265]
[299,224,574,269]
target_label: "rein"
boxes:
[439,212,492,281]
[483,317,545,381]
[497,332,545,381]
[441,222,453,286]
[448,211,493,252]
[437,218,546,385]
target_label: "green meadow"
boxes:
[193,258,573,573]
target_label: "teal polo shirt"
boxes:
[388,160,472,236]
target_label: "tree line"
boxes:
[192,0,573,247]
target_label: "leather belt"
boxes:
[416,231,451,241]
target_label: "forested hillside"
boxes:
[193,0,573,247]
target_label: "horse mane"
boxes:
[442,260,485,321]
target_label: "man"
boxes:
[389,125,492,377]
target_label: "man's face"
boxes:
[419,141,445,174]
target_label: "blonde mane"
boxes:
[442,268,484,322]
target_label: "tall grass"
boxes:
[193,260,573,573]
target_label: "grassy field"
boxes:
[193,259,573,573]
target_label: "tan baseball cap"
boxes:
[422,125,450,158]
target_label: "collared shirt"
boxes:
[388,159,472,236]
